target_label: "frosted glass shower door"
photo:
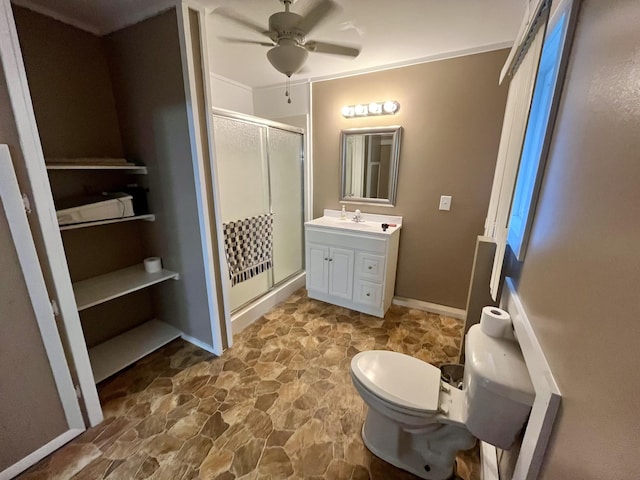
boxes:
[212,116,271,311]
[268,128,304,284]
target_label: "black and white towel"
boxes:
[222,214,273,286]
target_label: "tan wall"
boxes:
[312,50,509,308]
[0,67,67,469]
[12,6,123,158]
[512,1,640,478]
[105,9,215,346]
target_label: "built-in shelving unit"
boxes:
[59,214,155,231]
[73,264,179,311]
[89,319,181,383]
[48,154,180,383]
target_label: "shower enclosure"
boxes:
[211,110,305,314]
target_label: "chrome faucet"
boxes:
[352,209,363,223]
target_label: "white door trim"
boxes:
[0,428,83,480]
[0,0,102,425]
[0,146,84,478]
[501,278,562,479]
[175,3,227,353]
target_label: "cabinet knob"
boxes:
[324,257,328,261]
[329,258,333,262]
[366,292,371,297]
[368,266,373,270]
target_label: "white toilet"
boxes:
[350,324,535,480]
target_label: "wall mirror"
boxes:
[340,126,402,206]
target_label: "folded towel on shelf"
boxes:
[222,214,273,286]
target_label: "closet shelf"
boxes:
[59,214,155,231]
[89,319,181,383]
[46,162,148,174]
[73,264,179,311]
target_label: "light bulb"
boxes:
[341,105,354,117]
[369,102,382,114]
[383,101,398,114]
[354,104,368,116]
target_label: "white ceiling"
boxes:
[14,0,526,89]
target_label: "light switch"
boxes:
[439,195,452,211]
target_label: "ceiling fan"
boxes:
[214,0,361,81]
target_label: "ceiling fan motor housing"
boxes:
[269,11,305,43]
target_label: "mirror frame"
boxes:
[340,125,402,206]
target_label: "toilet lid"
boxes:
[351,350,441,412]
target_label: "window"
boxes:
[507,12,569,260]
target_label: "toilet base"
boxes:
[361,408,476,480]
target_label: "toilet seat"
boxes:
[351,350,442,413]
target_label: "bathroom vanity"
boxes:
[305,209,402,317]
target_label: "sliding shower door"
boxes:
[268,128,304,284]
[212,112,304,312]
[213,115,271,311]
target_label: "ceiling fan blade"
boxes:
[305,40,360,58]
[218,37,274,47]
[213,7,274,39]
[296,0,338,36]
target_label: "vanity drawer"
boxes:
[355,252,385,282]
[306,227,387,254]
[354,279,383,308]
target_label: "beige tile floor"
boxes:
[18,289,479,480]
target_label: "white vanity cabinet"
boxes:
[307,243,355,300]
[305,210,402,317]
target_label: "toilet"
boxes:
[350,324,535,480]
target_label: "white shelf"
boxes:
[59,214,155,231]
[73,264,179,311]
[46,163,147,174]
[89,319,181,383]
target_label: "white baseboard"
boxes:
[231,272,306,335]
[0,428,83,480]
[481,442,499,480]
[181,333,218,356]
[392,296,466,320]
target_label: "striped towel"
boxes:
[222,214,273,286]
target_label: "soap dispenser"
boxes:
[340,205,347,220]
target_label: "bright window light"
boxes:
[508,13,568,260]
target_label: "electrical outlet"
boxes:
[439,195,452,211]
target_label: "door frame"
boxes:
[0,146,85,479]
[0,0,102,425]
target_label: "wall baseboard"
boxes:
[181,333,217,355]
[231,273,306,335]
[0,428,83,480]
[392,296,466,320]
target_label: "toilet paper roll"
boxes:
[480,306,512,338]
[144,257,162,274]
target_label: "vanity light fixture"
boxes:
[341,100,400,118]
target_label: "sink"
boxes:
[316,216,375,229]
[305,214,400,235]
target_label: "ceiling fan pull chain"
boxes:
[286,76,292,104]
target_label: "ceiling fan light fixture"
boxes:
[267,45,309,77]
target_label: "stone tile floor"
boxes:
[18,290,479,480]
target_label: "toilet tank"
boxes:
[463,325,535,450]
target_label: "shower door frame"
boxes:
[209,108,306,341]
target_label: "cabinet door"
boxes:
[328,247,354,300]
[306,243,329,293]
